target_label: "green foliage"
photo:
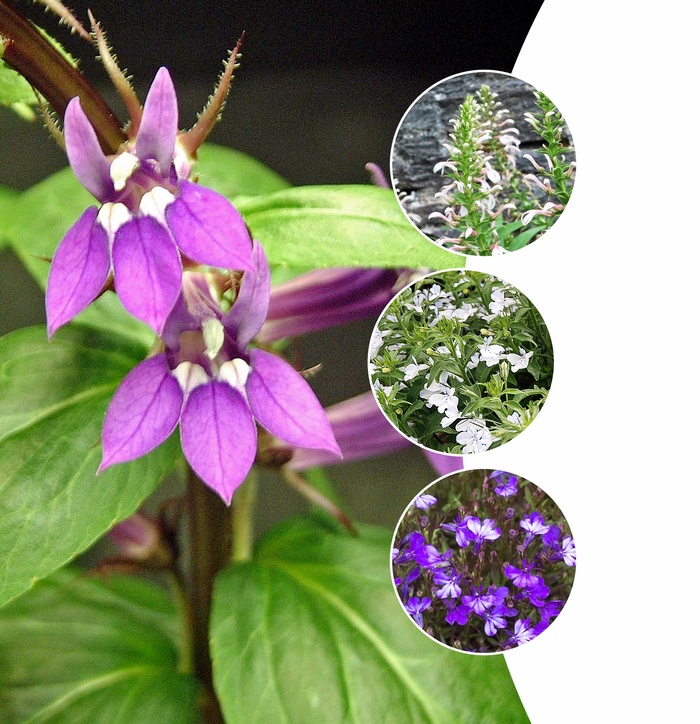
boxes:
[0,59,36,118]
[0,569,200,723]
[370,270,553,453]
[0,326,181,607]
[235,185,456,268]
[211,516,528,723]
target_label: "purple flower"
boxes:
[257,268,408,342]
[454,516,502,552]
[46,67,255,337]
[489,470,518,497]
[285,391,462,476]
[504,560,540,589]
[480,604,511,637]
[414,493,438,510]
[461,586,496,615]
[520,511,550,548]
[561,536,577,566]
[404,596,432,628]
[506,618,536,647]
[433,569,462,599]
[98,242,340,504]
[445,603,471,626]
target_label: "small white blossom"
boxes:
[478,337,505,367]
[488,289,517,316]
[401,358,429,381]
[506,347,533,372]
[455,418,496,453]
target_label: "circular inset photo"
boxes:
[391,70,576,256]
[368,269,553,454]
[392,469,576,653]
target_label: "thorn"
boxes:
[88,10,142,138]
[34,0,92,42]
[32,87,65,149]
[180,33,245,157]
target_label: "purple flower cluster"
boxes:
[45,67,344,503]
[392,470,576,652]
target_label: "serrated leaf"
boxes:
[211,517,528,724]
[0,326,181,608]
[235,185,460,268]
[0,569,200,723]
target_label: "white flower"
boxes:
[506,411,523,425]
[401,358,429,381]
[455,418,496,453]
[466,351,481,369]
[488,289,517,316]
[506,347,534,372]
[419,380,459,416]
[478,337,505,367]
[369,328,390,358]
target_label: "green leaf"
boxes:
[211,517,528,723]
[0,59,37,109]
[196,144,290,198]
[0,186,18,250]
[0,569,200,723]
[0,326,181,608]
[235,185,460,268]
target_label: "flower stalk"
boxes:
[185,465,230,723]
[0,0,124,152]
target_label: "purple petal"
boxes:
[166,180,254,270]
[246,348,341,455]
[112,216,182,334]
[222,241,270,346]
[258,268,400,343]
[136,67,178,173]
[287,391,407,470]
[423,450,465,476]
[180,381,257,504]
[64,98,113,201]
[46,207,110,337]
[99,354,183,471]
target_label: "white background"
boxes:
[458,1,697,721]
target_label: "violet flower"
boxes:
[520,511,551,548]
[99,242,340,504]
[404,596,432,628]
[46,67,254,337]
[257,268,408,343]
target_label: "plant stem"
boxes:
[231,471,257,563]
[0,0,124,152]
[186,467,231,724]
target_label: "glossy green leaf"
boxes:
[195,144,290,198]
[211,517,528,723]
[0,186,18,250]
[0,326,181,608]
[0,569,200,723]
[235,185,459,268]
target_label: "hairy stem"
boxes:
[0,0,124,152]
[186,468,231,724]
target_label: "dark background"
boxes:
[0,0,543,532]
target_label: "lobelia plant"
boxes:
[369,269,554,454]
[392,469,576,653]
[0,2,530,722]
[427,82,576,255]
